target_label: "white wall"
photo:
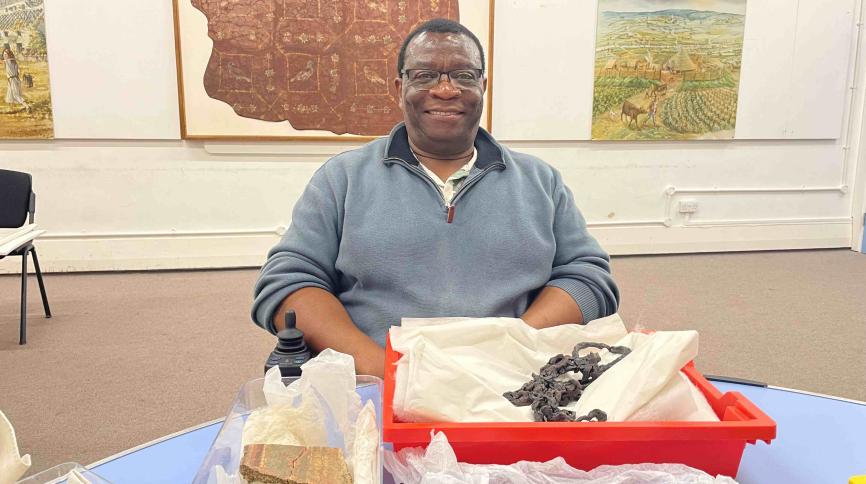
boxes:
[1,0,865,273]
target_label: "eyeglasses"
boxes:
[401,69,483,90]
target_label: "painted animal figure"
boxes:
[289,60,315,83]
[363,65,386,86]
[621,100,646,128]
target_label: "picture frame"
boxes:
[172,0,495,141]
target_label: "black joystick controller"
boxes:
[264,310,312,377]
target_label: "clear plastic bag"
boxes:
[384,431,738,484]
[192,351,383,484]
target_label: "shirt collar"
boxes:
[383,122,504,170]
[417,148,477,185]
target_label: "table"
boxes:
[712,382,866,484]
[87,383,866,484]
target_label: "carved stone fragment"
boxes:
[239,443,352,484]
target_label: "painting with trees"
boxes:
[591,0,746,141]
[0,0,53,139]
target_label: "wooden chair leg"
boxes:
[30,247,51,318]
[20,251,28,345]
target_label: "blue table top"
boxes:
[90,421,221,484]
[89,384,866,484]
[713,383,866,484]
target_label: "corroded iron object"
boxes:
[190,0,460,135]
[503,342,632,422]
[240,444,352,484]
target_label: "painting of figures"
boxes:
[592,0,746,140]
[0,0,53,139]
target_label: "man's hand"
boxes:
[275,287,386,378]
[521,286,584,329]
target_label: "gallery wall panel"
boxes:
[490,0,595,140]
[492,0,857,141]
[785,0,857,139]
[733,0,798,139]
[44,0,181,139]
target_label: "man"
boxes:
[647,97,658,128]
[3,48,29,109]
[252,19,618,378]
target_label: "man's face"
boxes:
[395,32,486,157]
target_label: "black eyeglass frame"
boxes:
[400,68,485,90]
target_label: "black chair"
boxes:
[0,169,51,344]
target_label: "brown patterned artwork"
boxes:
[189,0,460,136]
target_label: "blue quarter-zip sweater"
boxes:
[252,124,619,345]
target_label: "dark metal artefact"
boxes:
[503,342,632,422]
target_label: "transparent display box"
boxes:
[16,463,112,484]
[192,375,383,483]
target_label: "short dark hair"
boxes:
[397,18,485,76]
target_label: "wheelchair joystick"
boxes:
[264,310,312,377]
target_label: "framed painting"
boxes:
[173,0,494,141]
[591,0,747,141]
[0,0,53,139]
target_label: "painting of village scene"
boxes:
[0,0,52,139]
[592,0,746,140]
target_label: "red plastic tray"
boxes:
[383,336,776,478]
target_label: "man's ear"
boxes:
[394,77,404,106]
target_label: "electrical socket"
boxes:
[678,200,699,214]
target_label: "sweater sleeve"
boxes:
[545,172,619,322]
[251,165,344,334]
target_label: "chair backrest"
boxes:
[0,169,35,228]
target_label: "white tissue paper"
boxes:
[353,401,381,484]
[212,349,379,483]
[0,409,31,484]
[384,431,738,484]
[569,330,716,422]
[390,314,718,422]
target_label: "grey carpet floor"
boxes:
[1,249,864,477]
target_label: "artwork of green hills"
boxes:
[592,7,747,140]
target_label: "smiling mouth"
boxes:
[426,110,464,119]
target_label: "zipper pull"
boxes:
[446,204,455,223]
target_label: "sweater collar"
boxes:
[383,123,504,170]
